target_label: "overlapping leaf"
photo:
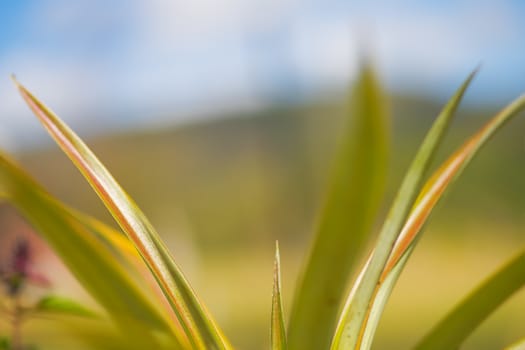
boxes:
[71,208,140,262]
[7,63,525,350]
[385,92,525,275]
[0,153,177,348]
[14,78,232,350]
[331,70,478,350]
[333,72,525,349]
[288,63,388,350]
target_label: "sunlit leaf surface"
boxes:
[271,242,287,350]
[14,78,231,350]
[331,70,478,350]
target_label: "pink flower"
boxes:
[0,239,51,296]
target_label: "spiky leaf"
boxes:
[331,69,478,350]
[288,63,388,350]
[14,78,231,350]
[0,153,177,348]
[271,242,287,350]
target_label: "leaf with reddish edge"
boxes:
[385,92,525,278]
[13,77,232,350]
[67,206,183,331]
[353,92,525,350]
[271,241,287,350]
[331,69,478,350]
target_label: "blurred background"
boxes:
[1,1,525,349]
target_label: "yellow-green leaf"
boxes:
[72,208,140,261]
[331,70,477,350]
[34,295,98,318]
[0,153,178,349]
[271,242,287,350]
[385,93,525,277]
[339,83,525,350]
[14,78,232,350]
[288,63,388,350]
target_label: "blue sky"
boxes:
[1,0,524,151]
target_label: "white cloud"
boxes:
[2,55,102,114]
[345,1,522,90]
[0,0,523,151]
[136,0,299,41]
[0,49,114,151]
[289,17,357,88]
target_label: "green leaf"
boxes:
[330,69,477,350]
[385,92,525,276]
[0,153,182,348]
[271,242,287,350]
[333,74,525,350]
[1,165,182,340]
[71,208,141,262]
[14,78,232,350]
[375,92,525,326]
[288,63,389,350]
[68,208,158,281]
[34,295,98,318]
[415,250,525,350]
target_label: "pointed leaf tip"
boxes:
[289,63,388,350]
[330,69,478,350]
[350,87,525,350]
[14,81,233,350]
[274,241,280,264]
[10,74,18,84]
[271,241,287,350]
